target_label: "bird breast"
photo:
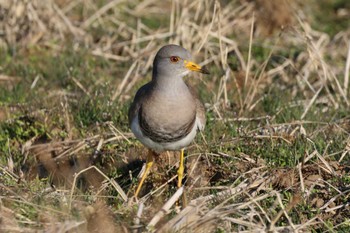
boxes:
[139,91,197,143]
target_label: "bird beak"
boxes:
[184,60,210,74]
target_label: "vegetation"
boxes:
[0,0,349,232]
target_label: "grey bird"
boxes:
[128,44,209,197]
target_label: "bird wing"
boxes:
[187,84,206,131]
[128,83,152,126]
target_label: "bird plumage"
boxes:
[128,44,206,152]
[128,44,208,197]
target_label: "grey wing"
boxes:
[188,85,206,131]
[128,83,151,126]
[195,97,206,131]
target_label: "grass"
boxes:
[0,0,350,232]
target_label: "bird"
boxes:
[128,44,209,198]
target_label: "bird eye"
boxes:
[170,56,180,63]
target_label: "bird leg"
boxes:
[177,149,185,188]
[134,149,154,198]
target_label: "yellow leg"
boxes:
[177,149,185,188]
[134,150,154,198]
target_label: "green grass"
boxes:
[311,0,350,36]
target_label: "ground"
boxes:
[0,0,349,232]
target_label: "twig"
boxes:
[68,165,127,211]
[147,187,184,229]
[83,0,126,28]
[112,60,138,101]
[71,76,91,96]
[91,49,129,62]
[117,32,174,47]
[344,40,350,98]
[107,122,131,143]
[301,86,323,120]
[52,3,85,37]
[133,202,144,233]
[244,12,254,88]
[196,0,217,53]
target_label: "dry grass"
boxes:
[0,0,350,232]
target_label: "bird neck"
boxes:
[152,74,189,96]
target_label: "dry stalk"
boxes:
[244,13,254,89]
[68,165,127,211]
[147,187,184,229]
[82,0,126,28]
[344,40,350,97]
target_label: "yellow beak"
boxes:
[184,60,210,74]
